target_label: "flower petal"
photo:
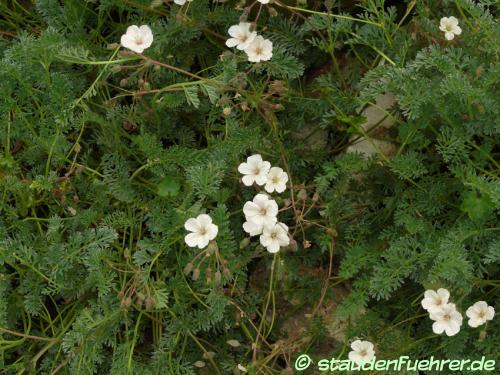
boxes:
[185,233,200,247]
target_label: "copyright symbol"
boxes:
[294,354,312,371]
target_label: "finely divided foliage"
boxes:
[0,0,498,374]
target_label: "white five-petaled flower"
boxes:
[421,288,450,313]
[466,301,495,328]
[429,303,463,336]
[243,194,278,233]
[348,340,375,366]
[439,16,462,40]
[265,167,288,193]
[242,220,263,237]
[245,35,273,63]
[226,22,257,51]
[259,222,289,253]
[184,214,218,249]
[238,154,271,186]
[174,0,193,5]
[120,25,154,53]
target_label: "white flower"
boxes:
[243,194,278,231]
[226,22,257,51]
[244,35,273,63]
[264,167,288,193]
[257,0,270,3]
[259,223,289,253]
[174,0,193,5]
[237,364,248,373]
[439,16,462,40]
[242,220,263,236]
[120,25,153,53]
[348,340,375,366]
[466,301,495,328]
[421,288,450,313]
[184,214,218,249]
[429,303,463,336]
[238,154,271,186]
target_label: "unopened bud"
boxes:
[205,267,212,283]
[479,330,487,341]
[312,192,320,202]
[145,297,154,310]
[239,237,250,249]
[207,241,218,255]
[297,189,307,201]
[111,65,122,74]
[223,107,232,116]
[120,78,128,87]
[183,262,194,275]
[117,290,125,299]
[215,270,222,284]
[240,102,250,112]
[268,7,278,17]
[192,268,200,281]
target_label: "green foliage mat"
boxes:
[0,0,498,374]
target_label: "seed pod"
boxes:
[215,270,222,284]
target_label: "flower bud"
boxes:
[297,189,307,201]
[205,267,212,283]
[215,270,222,284]
[145,297,155,310]
[192,268,200,281]
[183,262,194,275]
[207,241,218,255]
[223,107,232,116]
[239,237,250,249]
[111,65,122,74]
